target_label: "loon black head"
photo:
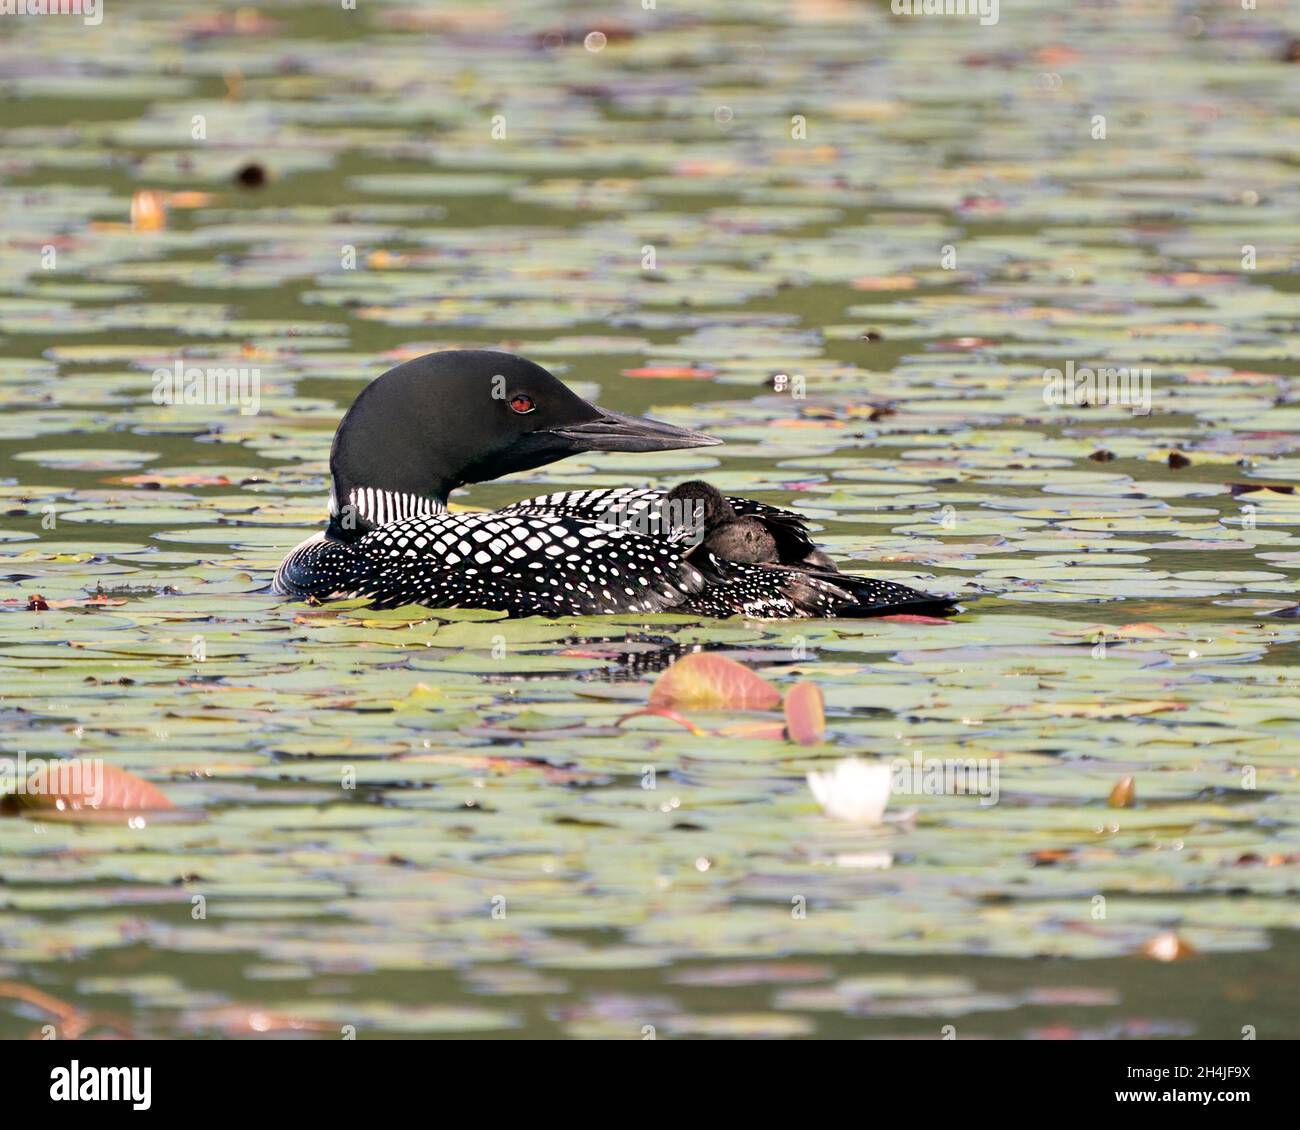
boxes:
[328,350,720,538]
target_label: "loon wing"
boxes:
[503,488,827,566]
[500,488,665,523]
[275,510,704,616]
[680,554,959,619]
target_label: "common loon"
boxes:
[273,350,957,619]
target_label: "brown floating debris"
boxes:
[167,191,216,209]
[130,188,167,231]
[235,162,267,188]
[0,981,132,1040]
[1108,775,1135,808]
[1141,931,1196,962]
[1227,481,1293,496]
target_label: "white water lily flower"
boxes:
[806,758,892,824]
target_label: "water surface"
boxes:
[0,0,1298,1038]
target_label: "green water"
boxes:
[0,0,1298,1038]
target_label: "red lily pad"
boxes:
[2,761,174,815]
[648,653,781,711]
[783,681,826,746]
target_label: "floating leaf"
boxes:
[648,653,781,711]
[783,681,826,746]
[3,761,174,816]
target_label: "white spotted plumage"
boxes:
[277,506,704,615]
[274,488,955,619]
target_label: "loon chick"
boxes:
[273,350,957,619]
[665,480,836,569]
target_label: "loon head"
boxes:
[663,479,737,547]
[328,350,720,536]
[665,480,736,528]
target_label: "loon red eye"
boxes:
[509,393,535,414]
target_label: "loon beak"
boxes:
[546,408,722,453]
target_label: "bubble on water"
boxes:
[584,31,607,52]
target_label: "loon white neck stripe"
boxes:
[342,487,445,527]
